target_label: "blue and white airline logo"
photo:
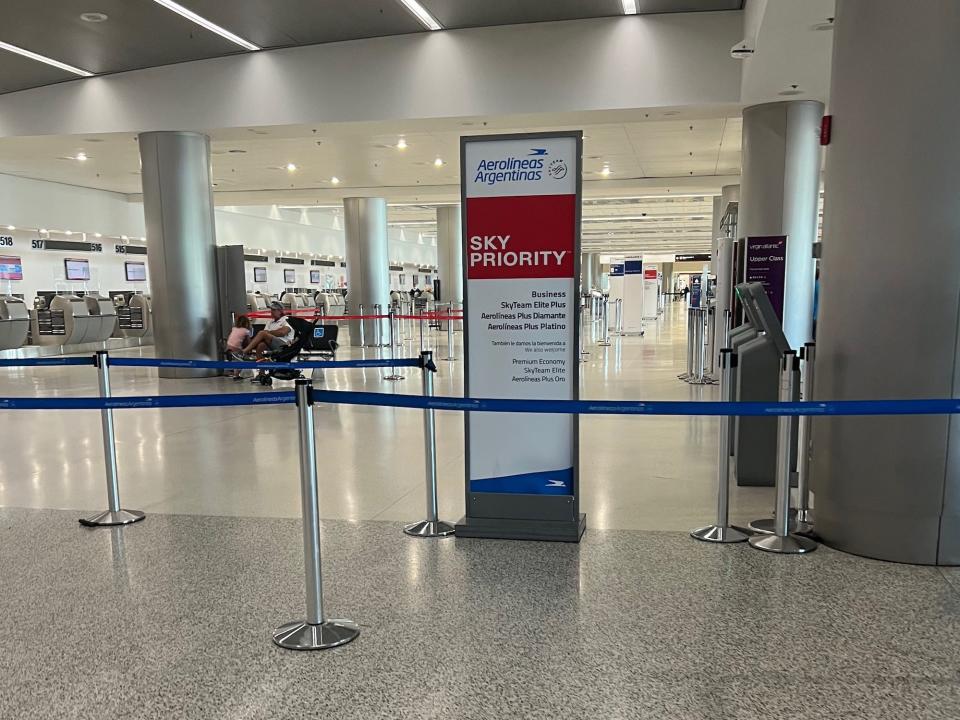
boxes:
[547,159,568,180]
[545,478,567,488]
[473,148,550,186]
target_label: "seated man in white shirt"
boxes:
[242,301,296,358]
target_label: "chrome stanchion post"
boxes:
[384,307,404,381]
[691,349,747,543]
[404,351,455,537]
[578,297,589,362]
[679,307,694,380]
[795,342,816,529]
[80,351,145,527]
[598,296,611,347]
[357,303,366,347]
[722,308,732,349]
[274,379,360,650]
[443,307,456,361]
[749,352,817,554]
[418,308,425,353]
[616,298,623,335]
[373,304,383,347]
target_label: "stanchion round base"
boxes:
[748,533,818,554]
[79,509,145,527]
[403,520,456,538]
[442,357,458,362]
[598,341,612,347]
[383,374,406,381]
[272,619,360,650]
[690,524,749,543]
[748,512,802,535]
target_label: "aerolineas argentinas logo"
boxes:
[473,148,559,186]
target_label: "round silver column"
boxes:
[580,252,593,294]
[436,205,462,304]
[343,197,390,347]
[740,101,823,349]
[138,131,220,378]
[813,0,960,565]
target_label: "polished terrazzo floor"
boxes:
[1,507,959,719]
[2,306,960,718]
[0,304,771,532]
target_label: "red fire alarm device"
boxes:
[820,115,832,145]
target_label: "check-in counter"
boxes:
[318,292,346,317]
[0,295,29,350]
[246,293,269,312]
[83,294,118,342]
[282,292,306,310]
[31,294,88,346]
[111,292,152,338]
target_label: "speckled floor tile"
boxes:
[1,508,959,719]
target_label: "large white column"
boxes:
[343,197,390,347]
[739,101,823,349]
[138,131,219,378]
[813,0,960,565]
[436,205,462,304]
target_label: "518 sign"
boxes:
[0,235,12,247]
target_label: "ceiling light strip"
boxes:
[397,0,443,31]
[151,0,260,51]
[0,40,93,77]
[621,0,639,15]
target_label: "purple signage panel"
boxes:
[744,235,787,321]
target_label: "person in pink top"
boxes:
[225,316,253,379]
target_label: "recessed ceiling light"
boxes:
[434,157,444,167]
[5,226,13,231]
[65,230,73,235]
[121,235,128,241]
[397,0,442,31]
[94,232,102,238]
[331,176,340,185]
[75,152,88,162]
[39,228,48,234]
[778,85,804,96]
[285,163,297,172]
[140,236,146,242]
[397,137,408,150]
[80,12,109,23]
[601,166,611,177]
[0,40,93,77]
[621,0,638,14]
[151,0,260,51]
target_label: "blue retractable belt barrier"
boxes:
[0,356,95,367]
[311,390,960,417]
[108,357,421,371]
[0,391,295,410]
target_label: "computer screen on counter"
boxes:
[125,261,146,281]
[64,258,90,281]
[0,255,23,280]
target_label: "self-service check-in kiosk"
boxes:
[0,295,30,349]
[730,282,799,486]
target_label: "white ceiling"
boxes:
[0,106,741,255]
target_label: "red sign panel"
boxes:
[465,194,576,280]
